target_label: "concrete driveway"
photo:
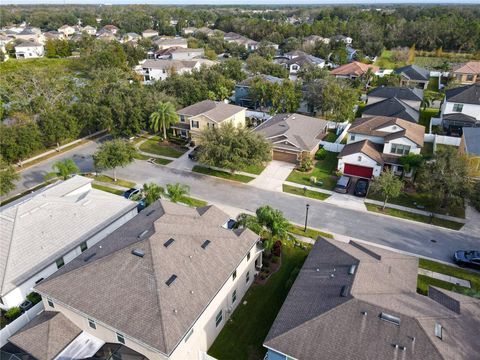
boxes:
[250,160,295,191]
[167,148,196,171]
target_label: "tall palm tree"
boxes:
[149,102,178,141]
[166,183,190,203]
[142,183,164,207]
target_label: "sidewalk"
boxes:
[418,268,471,288]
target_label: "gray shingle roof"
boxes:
[177,100,245,123]
[141,59,198,70]
[35,200,259,356]
[264,238,480,360]
[254,113,328,152]
[463,127,480,155]
[9,311,82,360]
[0,176,137,297]
[362,97,420,123]
[367,86,423,102]
[445,83,480,105]
[394,64,430,81]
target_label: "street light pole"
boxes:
[304,204,310,232]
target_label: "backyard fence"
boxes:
[0,303,44,347]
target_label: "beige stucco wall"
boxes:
[189,109,246,140]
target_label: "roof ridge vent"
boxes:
[201,240,211,249]
[132,249,145,258]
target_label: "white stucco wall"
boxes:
[383,137,421,155]
[15,45,44,59]
[443,101,480,120]
[346,133,385,145]
[337,153,382,177]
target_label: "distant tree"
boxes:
[322,79,359,124]
[297,64,329,83]
[304,79,327,114]
[370,169,404,210]
[93,139,135,181]
[0,157,19,196]
[48,159,80,180]
[270,80,302,114]
[142,182,164,207]
[166,183,189,203]
[197,123,272,173]
[249,77,272,110]
[149,101,178,140]
[256,41,276,60]
[407,44,416,65]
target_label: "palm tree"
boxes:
[166,183,190,203]
[48,159,79,180]
[142,183,164,207]
[149,102,178,141]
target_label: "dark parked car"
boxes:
[123,188,140,200]
[354,179,369,197]
[453,250,480,269]
[334,175,352,194]
[188,146,203,161]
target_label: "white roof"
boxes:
[0,176,137,296]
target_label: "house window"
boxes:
[466,74,474,81]
[232,270,237,281]
[88,318,96,329]
[357,155,362,161]
[185,328,194,342]
[47,298,54,308]
[116,333,125,344]
[390,144,411,156]
[80,242,88,253]
[246,271,250,284]
[180,115,186,123]
[56,257,65,269]
[452,103,463,112]
[232,289,237,303]
[191,120,199,129]
[247,251,251,261]
[350,135,355,141]
[215,310,223,327]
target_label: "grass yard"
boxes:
[286,151,338,190]
[0,57,75,73]
[421,142,434,158]
[283,184,330,201]
[367,190,465,218]
[208,241,310,360]
[242,163,267,175]
[192,166,254,183]
[92,175,135,188]
[92,184,124,196]
[365,204,464,230]
[324,129,339,143]
[417,258,480,298]
[375,50,406,69]
[0,181,54,207]
[288,224,334,240]
[179,196,208,207]
[139,140,187,158]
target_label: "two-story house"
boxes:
[57,25,75,37]
[452,61,480,85]
[137,59,201,82]
[367,86,423,110]
[337,116,425,178]
[171,100,247,143]
[15,41,44,59]
[362,97,420,123]
[82,25,97,36]
[223,32,259,51]
[0,176,137,309]
[234,74,283,108]
[440,83,480,136]
[11,200,262,360]
[394,64,430,89]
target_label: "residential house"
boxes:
[102,25,118,35]
[15,41,44,59]
[154,47,205,61]
[254,113,328,163]
[82,25,97,36]
[0,176,137,309]
[285,54,325,77]
[96,29,116,42]
[124,32,141,42]
[330,34,353,45]
[137,59,201,82]
[43,31,65,41]
[330,61,379,80]
[459,127,480,178]
[453,61,480,85]
[337,116,425,178]
[13,28,43,44]
[367,86,423,110]
[441,83,480,135]
[362,97,420,123]
[172,100,246,142]
[264,237,480,360]
[224,32,258,51]
[234,74,283,108]
[394,64,430,89]
[20,200,262,360]
[154,37,188,50]
[195,27,215,37]
[303,35,330,46]
[142,29,158,38]
[57,25,75,37]
[182,27,197,36]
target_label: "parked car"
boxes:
[123,187,140,200]
[354,178,369,197]
[188,146,203,161]
[453,250,480,269]
[334,175,352,194]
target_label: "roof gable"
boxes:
[445,83,480,105]
[363,97,419,123]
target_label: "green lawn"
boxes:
[179,196,208,207]
[365,204,464,230]
[283,184,330,201]
[92,175,135,188]
[139,140,187,158]
[242,163,267,175]
[192,166,254,183]
[421,142,434,158]
[0,57,75,73]
[286,151,338,190]
[288,224,334,240]
[419,108,440,129]
[375,49,406,69]
[208,241,310,360]
[417,259,480,298]
[324,129,338,143]
[92,184,124,196]
[367,190,465,218]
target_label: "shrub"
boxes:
[273,240,282,257]
[310,176,317,185]
[5,307,21,321]
[315,148,327,160]
[298,152,313,172]
[271,255,280,264]
[471,182,480,212]
[26,292,42,305]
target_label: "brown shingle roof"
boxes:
[177,100,245,123]
[453,61,480,75]
[9,312,81,360]
[338,139,384,164]
[330,61,379,77]
[349,116,425,146]
[36,200,259,356]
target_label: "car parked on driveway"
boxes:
[453,250,480,270]
[123,187,140,200]
[354,178,369,197]
[334,175,352,194]
[188,146,203,161]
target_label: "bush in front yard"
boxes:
[471,182,480,212]
[26,292,42,305]
[5,307,21,321]
[298,152,313,172]
[315,148,327,160]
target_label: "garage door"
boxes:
[273,151,298,163]
[344,164,374,178]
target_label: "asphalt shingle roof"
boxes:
[445,83,480,105]
[177,100,245,123]
[330,61,379,77]
[367,86,423,103]
[394,64,430,81]
[35,200,259,356]
[362,97,420,123]
[463,127,480,155]
[141,59,198,71]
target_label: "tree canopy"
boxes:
[93,139,136,181]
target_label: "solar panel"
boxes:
[201,240,211,249]
[164,238,175,248]
[166,274,177,286]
